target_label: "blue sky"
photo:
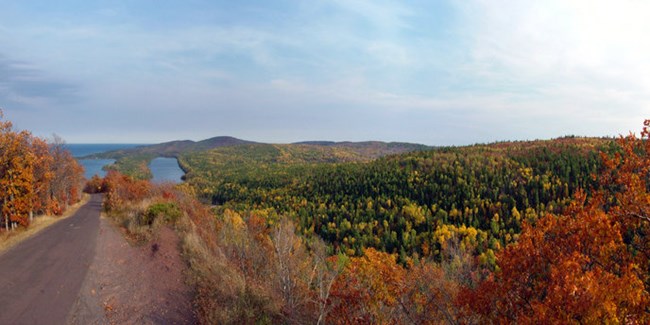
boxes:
[0,0,648,145]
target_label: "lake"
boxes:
[67,144,140,179]
[79,158,116,179]
[66,144,185,183]
[149,157,185,183]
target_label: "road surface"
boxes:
[0,194,102,325]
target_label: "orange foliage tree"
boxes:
[0,112,84,230]
[328,248,407,324]
[103,170,152,210]
[31,137,54,217]
[0,126,35,228]
[48,135,84,212]
[599,120,650,290]
[461,120,650,323]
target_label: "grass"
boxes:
[103,199,157,245]
[0,194,91,255]
[104,199,183,246]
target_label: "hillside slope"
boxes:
[83,136,254,159]
[85,136,430,179]
[181,136,613,263]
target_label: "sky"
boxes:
[0,0,648,145]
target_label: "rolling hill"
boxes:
[83,136,255,159]
[82,136,432,180]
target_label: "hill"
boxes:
[293,141,431,158]
[84,136,431,179]
[181,136,613,262]
[83,136,255,159]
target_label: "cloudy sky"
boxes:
[0,1,648,145]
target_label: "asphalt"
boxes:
[0,194,102,325]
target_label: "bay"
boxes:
[79,159,115,179]
[66,144,143,179]
[65,144,185,182]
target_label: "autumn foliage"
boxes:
[102,170,152,211]
[0,112,83,230]
[461,120,650,323]
[98,120,650,323]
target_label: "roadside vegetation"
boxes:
[95,120,650,323]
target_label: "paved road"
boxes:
[0,194,102,325]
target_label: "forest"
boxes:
[94,121,650,323]
[178,137,607,268]
[0,112,84,231]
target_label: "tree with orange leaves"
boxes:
[328,248,407,324]
[103,170,152,210]
[0,115,36,228]
[596,119,650,302]
[48,134,84,211]
[31,137,54,218]
[0,111,84,230]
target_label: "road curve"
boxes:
[0,194,102,325]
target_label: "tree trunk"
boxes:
[3,198,7,231]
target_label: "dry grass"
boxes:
[103,198,185,246]
[103,199,153,245]
[0,194,91,255]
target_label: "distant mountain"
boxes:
[84,136,431,179]
[85,137,429,160]
[83,136,255,159]
[292,141,431,158]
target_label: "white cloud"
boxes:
[446,0,650,134]
[457,1,650,86]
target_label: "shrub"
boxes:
[83,175,106,193]
[145,202,182,225]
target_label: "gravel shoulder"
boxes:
[67,216,196,325]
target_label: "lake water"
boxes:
[66,144,139,179]
[149,157,185,183]
[79,159,116,179]
[66,144,185,183]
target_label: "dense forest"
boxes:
[89,140,430,181]
[0,112,84,231]
[179,137,608,267]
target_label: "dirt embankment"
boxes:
[68,217,196,324]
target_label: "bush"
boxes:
[145,202,182,225]
[83,175,106,193]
